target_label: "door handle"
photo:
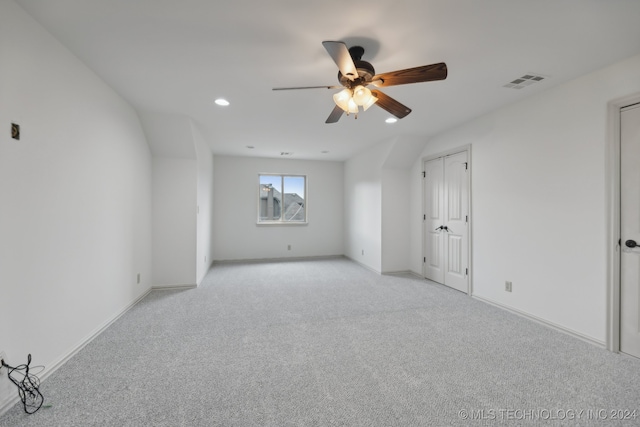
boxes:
[435,226,443,231]
[626,240,638,248]
[443,226,453,233]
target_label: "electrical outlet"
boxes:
[505,281,513,292]
[362,249,364,255]
[0,351,7,375]
[137,273,141,284]
[287,245,291,251]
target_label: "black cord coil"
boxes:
[1,354,44,414]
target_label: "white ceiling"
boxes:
[15,0,640,161]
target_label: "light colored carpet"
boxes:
[1,257,640,426]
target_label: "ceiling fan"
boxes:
[273,41,447,124]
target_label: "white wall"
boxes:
[192,123,214,284]
[344,142,392,272]
[0,0,152,410]
[213,156,343,261]
[345,137,425,273]
[381,168,411,273]
[152,158,197,286]
[139,112,213,287]
[410,53,640,344]
[380,136,427,273]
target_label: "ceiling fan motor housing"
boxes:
[338,46,375,87]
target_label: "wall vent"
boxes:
[280,152,293,156]
[503,73,547,89]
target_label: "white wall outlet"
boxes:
[362,249,364,255]
[287,245,291,251]
[137,273,141,284]
[505,281,513,292]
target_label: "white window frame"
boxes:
[257,174,308,225]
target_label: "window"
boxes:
[258,174,306,223]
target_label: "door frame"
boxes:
[606,92,640,352]
[422,145,473,295]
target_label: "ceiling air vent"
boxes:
[280,152,293,156]
[503,73,547,89]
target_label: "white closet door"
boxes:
[443,152,469,292]
[424,151,469,293]
[424,157,445,284]
[620,104,640,358]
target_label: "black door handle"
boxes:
[435,226,443,231]
[626,240,638,248]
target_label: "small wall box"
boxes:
[12,123,20,140]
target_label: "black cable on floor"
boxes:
[1,354,44,414]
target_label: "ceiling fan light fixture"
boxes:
[352,85,373,106]
[333,88,352,112]
[362,94,378,111]
[347,98,359,114]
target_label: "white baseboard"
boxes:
[151,284,197,290]
[212,254,344,265]
[0,286,153,417]
[197,259,216,286]
[343,256,381,275]
[382,270,424,279]
[0,384,15,417]
[472,294,606,348]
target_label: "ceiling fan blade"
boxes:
[370,90,412,118]
[322,41,358,81]
[325,105,344,124]
[272,85,341,90]
[372,62,447,87]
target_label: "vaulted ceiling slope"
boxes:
[15,0,640,161]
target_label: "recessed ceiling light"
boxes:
[385,117,398,124]
[214,98,230,106]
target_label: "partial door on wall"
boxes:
[620,103,640,359]
[423,151,470,293]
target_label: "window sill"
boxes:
[256,221,308,226]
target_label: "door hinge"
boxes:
[422,171,426,178]
[423,257,426,263]
[465,268,468,276]
[466,215,468,223]
[423,214,426,220]
[464,162,468,170]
